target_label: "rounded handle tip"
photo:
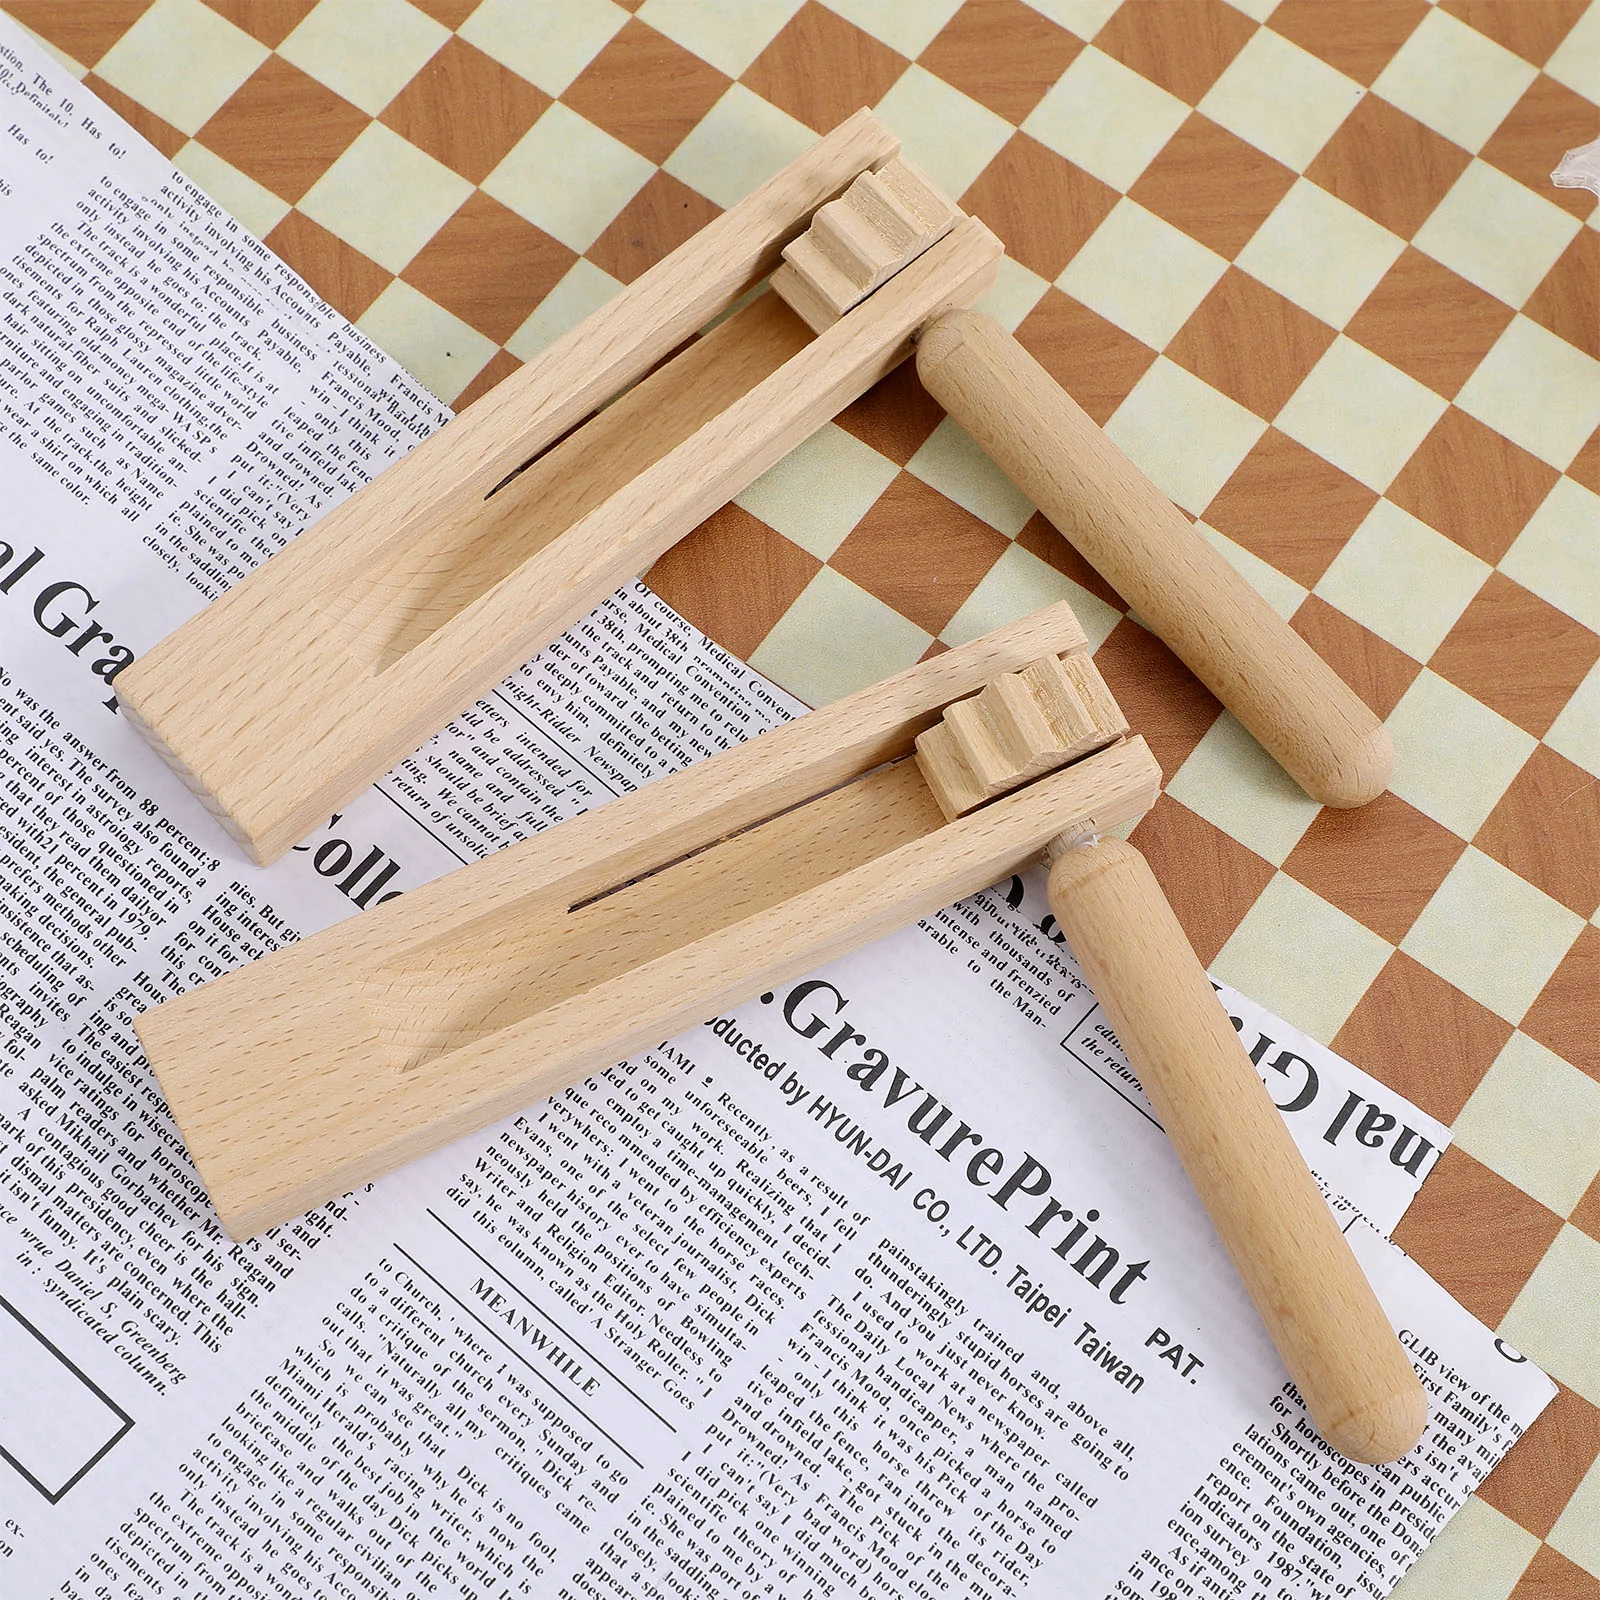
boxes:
[1301,719,1394,810]
[1318,1372,1430,1464]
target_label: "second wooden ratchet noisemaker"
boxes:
[133,599,1426,1466]
[119,111,1388,865]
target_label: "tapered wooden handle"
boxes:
[1047,837,1427,1463]
[917,310,1391,808]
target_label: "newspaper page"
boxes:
[0,28,1554,1600]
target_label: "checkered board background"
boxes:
[6,0,1599,1591]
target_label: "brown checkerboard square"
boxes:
[1130,794,1274,965]
[1574,1172,1600,1239]
[1441,1,1590,68]
[961,134,1119,280]
[1015,512,1123,610]
[1291,596,1422,719]
[1014,288,1157,427]
[741,2,906,135]
[407,0,479,25]
[265,209,391,322]
[380,37,550,185]
[1387,408,1559,564]
[1430,572,1600,737]
[835,363,946,466]
[201,0,316,48]
[4,1,153,68]
[1305,94,1472,238]
[82,72,184,159]
[645,504,820,661]
[1481,73,1600,221]
[452,349,521,412]
[1345,247,1517,400]
[1392,1145,1565,1327]
[918,0,1081,125]
[563,18,730,165]
[1475,745,1600,918]
[401,191,576,343]
[1571,430,1600,497]
[1284,792,1466,944]
[1205,430,1377,589]
[1266,0,1428,86]
[1128,114,1295,259]
[1480,1382,1600,1539]
[586,171,721,285]
[1093,617,1222,778]
[1166,269,1336,418]
[195,56,368,204]
[1522,925,1600,1082]
[1511,1544,1600,1600]
[1092,0,1256,105]
[829,473,1010,636]
[1525,229,1599,359]
[1333,951,1512,1123]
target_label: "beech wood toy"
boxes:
[122,110,1388,868]
[915,695,1427,1466]
[118,114,1002,864]
[136,597,1423,1465]
[135,603,1157,1240]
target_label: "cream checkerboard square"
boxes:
[505,259,623,361]
[1457,315,1600,471]
[1547,1,1600,104]
[357,279,497,404]
[663,83,815,208]
[1235,179,1405,329]
[174,142,292,238]
[940,541,1120,650]
[485,103,653,251]
[1547,659,1600,780]
[1373,8,1538,155]
[1389,1496,1539,1600]
[974,257,1052,332]
[1548,1455,1600,1582]
[1058,198,1229,350]
[1453,1032,1600,1216]
[1414,160,1582,309]
[1024,46,1189,191]
[873,67,1013,201]
[1105,358,1266,514]
[824,0,964,58]
[749,566,931,706]
[1211,871,1393,1044]
[279,0,449,116]
[907,419,1035,537]
[1024,0,1121,42]
[1166,712,1323,865]
[735,424,899,561]
[1387,670,1539,840]
[637,0,804,78]
[1501,477,1600,636]
[1313,499,1491,661]
[1198,28,1363,174]
[1500,1226,1600,1407]
[1276,336,1448,491]
[1402,847,1585,1023]
[96,0,267,136]
[1197,522,1309,621]
[461,0,628,97]
[299,121,473,272]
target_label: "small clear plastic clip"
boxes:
[1553,136,1600,199]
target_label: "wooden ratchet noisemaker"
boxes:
[135,598,1424,1464]
[122,110,1388,866]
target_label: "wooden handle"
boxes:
[1046,837,1427,1463]
[917,310,1391,808]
